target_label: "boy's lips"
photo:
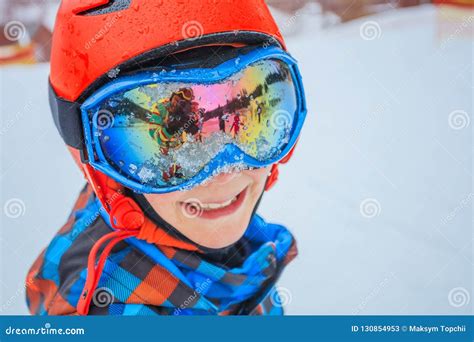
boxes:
[180,187,248,220]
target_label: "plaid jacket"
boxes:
[26,185,298,315]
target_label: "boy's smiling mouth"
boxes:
[180,187,248,219]
[200,196,238,210]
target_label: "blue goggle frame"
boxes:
[81,47,307,193]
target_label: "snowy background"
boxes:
[0,3,472,315]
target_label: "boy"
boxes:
[26,0,306,315]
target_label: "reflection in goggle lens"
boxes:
[90,58,298,188]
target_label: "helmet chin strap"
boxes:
[82,164,145,230]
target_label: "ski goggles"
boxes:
[80,47,306,193]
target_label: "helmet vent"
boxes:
[76,0,131,16]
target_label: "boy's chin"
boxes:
[198,230,247,250]
[181,214,251,250]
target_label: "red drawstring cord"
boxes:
[78,165,145,315]
[77,229,138,315]
[78,165,192,314]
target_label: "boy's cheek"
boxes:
[144,192,182,216]
[246,166,271,185]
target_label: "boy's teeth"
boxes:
[201,196,237,210]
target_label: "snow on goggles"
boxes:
[80,47,306,193]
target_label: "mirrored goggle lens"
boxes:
[88,58,298,188]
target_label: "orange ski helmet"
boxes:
[49,0,296,229]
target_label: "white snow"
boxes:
[0,4,472,315]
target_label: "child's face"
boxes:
[144,166,271,248]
